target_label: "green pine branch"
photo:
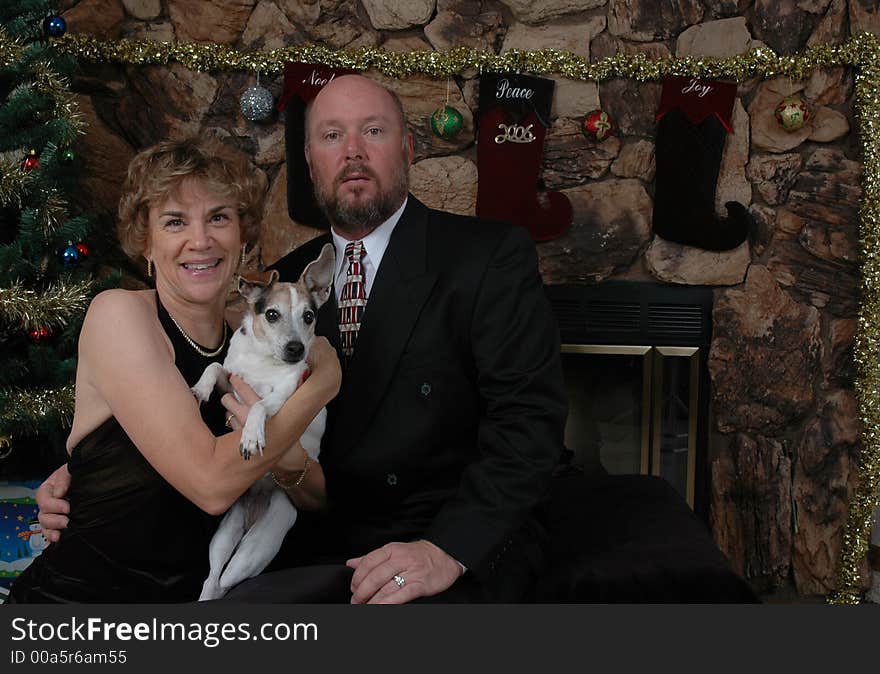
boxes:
[1,1,55,42]
[0,84,54,128]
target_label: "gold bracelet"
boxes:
[271,453,311,490]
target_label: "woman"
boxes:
[9,138,340,602]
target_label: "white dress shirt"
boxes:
[330,197,407,303]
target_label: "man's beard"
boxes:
[313,160,408,234]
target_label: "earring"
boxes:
[240,246,247,267]
[146,258,152,278]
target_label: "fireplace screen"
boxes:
[562,344,700,507]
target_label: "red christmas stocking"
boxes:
[476,73,572,241]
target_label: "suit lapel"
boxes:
[317,292,342,354]
[331,197,437,453]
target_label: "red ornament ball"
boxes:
[29,326,51,343]
[22,149,40,172]
[581,109,614,141]
[75,242,90,257]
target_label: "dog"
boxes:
[190,243,335,600]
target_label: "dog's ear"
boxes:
[238,269,279,303]
[301,243,335,308]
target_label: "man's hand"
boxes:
[346,540,464,604]
[36,464,71,543]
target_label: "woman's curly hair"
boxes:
[116,136,267,259]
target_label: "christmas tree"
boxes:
[0,2,116,477]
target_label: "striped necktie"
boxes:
[338,240,367,358]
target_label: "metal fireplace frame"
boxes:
[545,281,714,518]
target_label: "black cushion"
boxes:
[532,474,759,603]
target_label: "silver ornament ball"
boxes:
[240,85,274,121]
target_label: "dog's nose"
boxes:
[283,340,305,363]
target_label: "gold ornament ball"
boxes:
[0,435,10,459]
[774,95,810,132]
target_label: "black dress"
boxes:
[8,297,229,603]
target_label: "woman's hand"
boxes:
[220,375,260,431]
[274,442,309,473]
[306,337,341,402]
[272,442,326,510]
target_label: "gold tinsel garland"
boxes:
[0,156,32,206]
[0,27,21,69]
[1,29,877,603]
[39,33,864,81]
[0,35,84,134]
[31,69,86,143]
[0,385,74,435]
[829,33,880,605]
[0,279,93,331]
[31,190,70,240]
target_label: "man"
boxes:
[37,75,568,603]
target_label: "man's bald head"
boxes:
[304,75,409,149]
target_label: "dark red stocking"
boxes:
[476,74,572,242]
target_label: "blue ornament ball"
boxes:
[43,15,67,38]
[60,242,80,267]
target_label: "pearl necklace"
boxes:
[167,311,227,358]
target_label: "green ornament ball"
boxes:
[430,105,464,139]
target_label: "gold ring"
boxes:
[225,414,234,429]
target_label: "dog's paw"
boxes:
[191,363,226,403]
[239,422,266,460]
[191,374,218,403]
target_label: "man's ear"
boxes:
[238,269,279,303]
[302,243,335,308]
[404,132,414,165]
[304,143,313,178]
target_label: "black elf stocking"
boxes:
[652,76,753,251]
[279,63,354,228]
[476,73,572,242]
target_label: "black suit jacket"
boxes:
[271,196,567,589]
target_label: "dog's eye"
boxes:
[265,309,280,323]
[303,310,315,325]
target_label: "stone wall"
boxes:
[59,0,877,597]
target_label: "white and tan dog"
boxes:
[191,243,334,601]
